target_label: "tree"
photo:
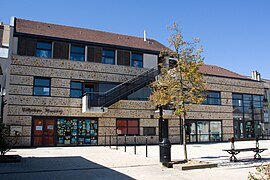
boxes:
[0,124,20,156]
[150,23,207,161]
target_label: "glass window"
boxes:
[36,42,52,58]
[264,109,269,123]
[127,87,151,101]
[131,53,143,68]
[102,49,115,64]
[116,119,139,135]
[210,121,222,141]
[143,127,156,136]
[70,81,83,98]
[197,121,209,142]
[70,45,85,61]
[202,91,221,105]
[33,77,50,96]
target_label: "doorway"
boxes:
[33,118,56,146]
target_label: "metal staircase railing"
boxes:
[84,66,159,108]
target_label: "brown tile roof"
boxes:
[200,64,250,80]
[15,18,168,53]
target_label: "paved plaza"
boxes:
[0,140,269,180]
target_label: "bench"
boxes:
[222,137,268,162]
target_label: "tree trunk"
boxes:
[182,115,188,161]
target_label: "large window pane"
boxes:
[33,77,50,96]
[70,81,83,98]
[131,53,143,68]
[70,45,85,61]
[102,49,115,64]
[202,91,221,105]
[116,119,139,135]
[36,42,52,58]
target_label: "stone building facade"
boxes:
[2,17,265,147]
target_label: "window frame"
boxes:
[70,81,83,98]
[202,91,221,105]
[131,52,143,68]
[33,77,51,96]
[116,119,139,135]
[35,41,52,58]
[70,44,85,61]
[102,49,115,64]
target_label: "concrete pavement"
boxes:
[0,140,269,180]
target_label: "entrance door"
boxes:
[33,119,55,146]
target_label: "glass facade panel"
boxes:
[131,53,143,68]
[232,93,264,139]
[102,49,115,64]
[127,87,151,101]
[197,121,209,142]
[70,45,85,61]
[36,42,52,58]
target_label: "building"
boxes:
[263,79,270,137]
[2,17,265,147]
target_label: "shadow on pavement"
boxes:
[0,156,133,180]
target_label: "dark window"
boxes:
[36,41,52,58]
[117,50,130,66]
[131,53,143,68]
[87,46,102,63]
[53,42,69,59]
[70,81,83,98]
[202,91,221,105]
[33,77,50,96]
[116,119,139,135]
[70,45,85,61]
[143,127,156,136]
[102,49,115,64]
[18,37,36,56]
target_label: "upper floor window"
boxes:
[70,45,85,61]
[70,81,83,98]
[131,53,143,68]
[102,49,115,64]
[202,91,221,105]
[36,41,52,58]
[33,77,51,96]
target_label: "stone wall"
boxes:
[7,55,264,146]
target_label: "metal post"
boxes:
[124,134,127,152]
[116,134,118,150]
[146,136,148,157]
[109,135,112,148]
[104,133,106,147]
[134,135,136,155]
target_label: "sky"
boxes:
[1,0,270,79]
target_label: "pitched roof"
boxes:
[200,64,250,80]
[15,18,168,53]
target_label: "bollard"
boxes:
[124,134,127,152]
[104,133,106,147]
[146,136,148,157]
[109,135,112,148]
[116,134,118,150]
[134,135,137,155]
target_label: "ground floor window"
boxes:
[185,120,222,143]
[32,117,98,146]
[116,119,139,135]
[57,118,98,145]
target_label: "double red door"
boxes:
[33,119,56,146]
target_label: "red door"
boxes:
[33,119,55,146]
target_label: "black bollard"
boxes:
[104,133,106,147]
[124,134,127,152]
[116,134,118,150]
[134,135,136,155]
[109,135,112,148]
[146,136,148,157]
